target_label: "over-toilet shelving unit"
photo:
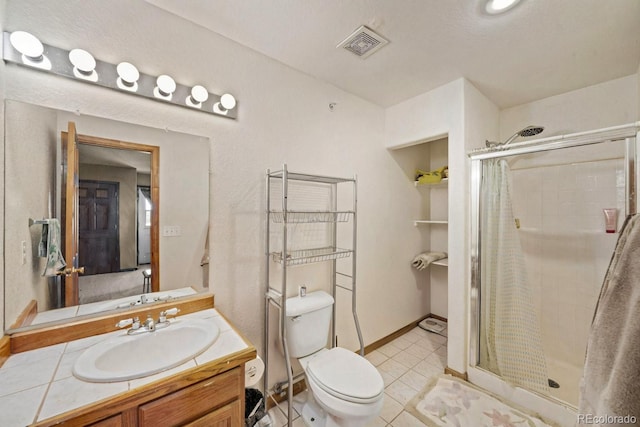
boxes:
[264,164,362,426]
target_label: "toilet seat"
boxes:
[306,347,384,404]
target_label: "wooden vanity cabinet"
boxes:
[137,366,243,426]
[38,364,248,427]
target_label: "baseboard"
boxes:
[0,336,10,368]
[427,313,447,323]
[364,313,446,355]
[445,366,468,381]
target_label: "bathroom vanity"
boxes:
[0,299,256,426]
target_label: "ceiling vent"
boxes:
[337,25,389,59]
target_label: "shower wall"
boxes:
[509,144,625,404]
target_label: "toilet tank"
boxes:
[285,291,334,358]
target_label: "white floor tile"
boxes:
[381,371,397,387]
[412,338,439,353]
[392,350,422,369]
[390,336,413,350]
[365,350,389,366]
[377,342,402,358]
[423,352,445,369]
[378,359,409,380]
[379,393,404,422]
[398,370,428,392]
[404,343,433,359]
[385,380,419,406]
[412,360,443,379]
[367,416,389,426]
[390,411,427,427]
[268,400,299,427]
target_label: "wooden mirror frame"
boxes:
[61,126,160,306]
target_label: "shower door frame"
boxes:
[468,122,640,400]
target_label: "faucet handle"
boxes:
[159,307,180,323]
[115,318,133,329]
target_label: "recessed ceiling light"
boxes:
[485,0,521,15]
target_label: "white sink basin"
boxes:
[73,319,220,383]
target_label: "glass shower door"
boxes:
[471,135,634,407]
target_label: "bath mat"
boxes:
[406,375,559,427]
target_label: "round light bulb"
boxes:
[116,62,139,85]
[69,49,96,74]
[220,94,236,110]
[156,75,176,96]
[10,31,44,60]
[485,0,521,14]
[190,85,209,103]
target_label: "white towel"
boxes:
[41,219,67,277]
[579,214,640,422]
[411,252,447,270]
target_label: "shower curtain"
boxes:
[480,158,549,394]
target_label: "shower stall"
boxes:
[469,123,639,409]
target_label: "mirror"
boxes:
[4,100,211,332]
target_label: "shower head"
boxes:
[485,125,544,148]
[503,125,544,145]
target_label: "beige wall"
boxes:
[79,164,137,269]
[1,2,393,389]
[500,74,638,139]
[4,101,58,326]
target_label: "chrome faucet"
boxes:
[144,314,155,332]
[115,308,180,335]
[156,308,180,329]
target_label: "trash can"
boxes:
[245,388,266,427]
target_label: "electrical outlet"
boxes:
[21,241,27,265]
[162,226,182,237]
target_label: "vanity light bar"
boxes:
[2,31,238,119]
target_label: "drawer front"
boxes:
[183,400,242,427]
[138,367,242,427]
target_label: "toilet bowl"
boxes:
[284,291,384,426]
[297,347,384,427]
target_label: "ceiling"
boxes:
[145,0,640,109]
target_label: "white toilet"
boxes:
[285,291,384,427]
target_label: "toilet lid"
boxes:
[306,347,384,404]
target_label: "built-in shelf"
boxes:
[414,220,448,226]
[271,247,352,266]
[270,210,354,223]
[414,177,448,188]
[432,258,448,267]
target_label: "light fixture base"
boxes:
[2,31,237,120]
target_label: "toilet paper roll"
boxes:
[245,356,265,388]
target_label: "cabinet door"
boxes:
[88,414,122,427]
[138,367,242,426]
[183,400,242,427]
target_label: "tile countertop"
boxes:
[0,309,250,426]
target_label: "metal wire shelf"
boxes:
[271,247,352,266]
[270,210,354,223]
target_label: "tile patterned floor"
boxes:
[268,326,447,426]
